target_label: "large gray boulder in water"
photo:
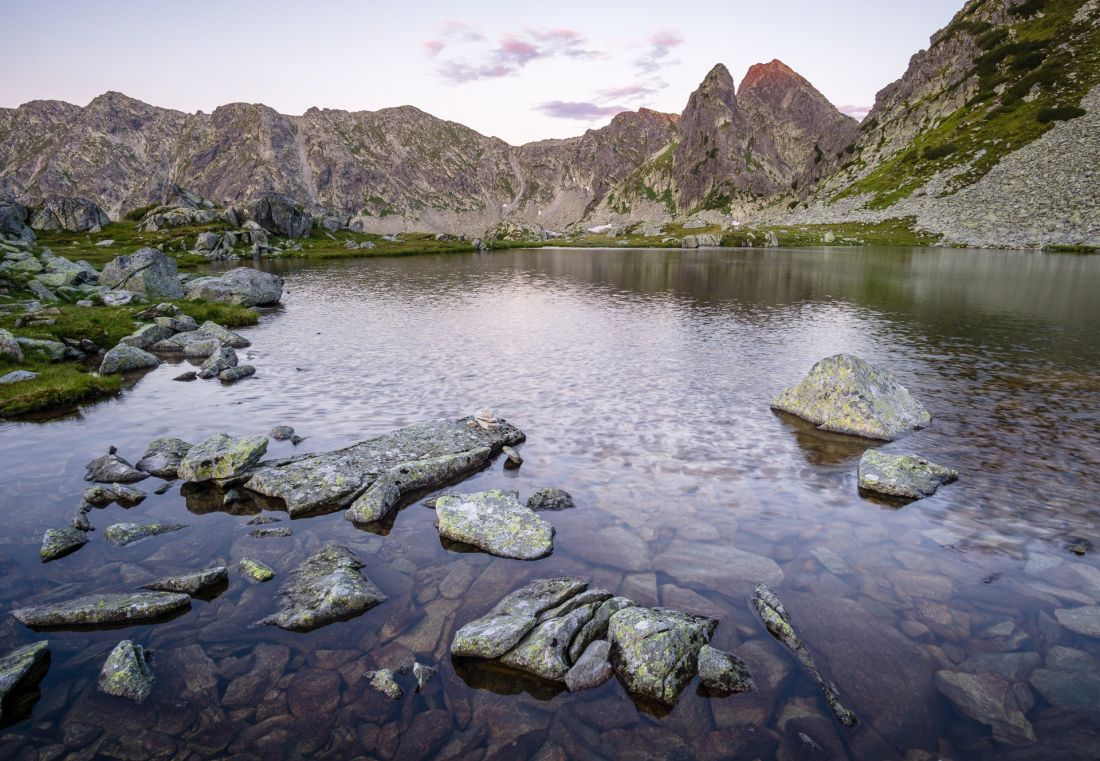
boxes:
[182,267,283,306]
[857,449,957,499]
[256,543,385,631]
[771,353,931,440]
[0,641,50,720]
[29,196,109,232]
[11,591,190,627]
[435,489,555,560]
[100,247,184,298]
[607,606,717,705]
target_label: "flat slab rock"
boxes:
[257,543,385,631]
[0,641,50,720]
[40,527,88,561]
[141,567,227,596]
[178,433,268,483]
[771,353,931,441]
[104,522,187,546]
[84,453,147,484]
[436,489,554,560]
[858,449,957,499]
[246,415,525,516]
[12,591,190,628]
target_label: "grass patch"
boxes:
[0,360,121,418]
[760,218,942,247]
[35,221,220,269]
[1036,105,1087,122]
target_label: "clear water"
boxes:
[1,246,1099,760]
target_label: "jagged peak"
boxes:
[738,59,809,93]
[700,63,735,89]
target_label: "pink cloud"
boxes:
[636,29,683,74]
[536,100,628,120]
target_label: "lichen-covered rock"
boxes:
[697,645,755,693]
[183,267,283,306]
[771,354,931,440]
[141,567,227,596]
[346,447,491,523]
[250,526,292,538]
[119,323,174,350]
[182,338,221,359]
[198,346,237,379]
[499,592,610,680]
[858,449,958,499]
[83,483,147,507]
[104,522,187,546]
[752,584,857,726]
[11,591,190,627]
[247,415,525,517]
[436,489,554,560]
[98,344,161,374]
[0,641,49,720]
[527,488,575,511]
[365,668,403,700]
[135,437,193,478]
[240,558,275,582]
[177,433,268,482]
[195,321,251,348]
[98,640,154,703]
[16,337,66,362]
[935,670,1036,745]
[452,577,589,659]
[84,453,148,483]
[569,596,636,663]
[0,328,24,363]
[607,606,717,705]
[256,543,385,631]
[40,527,89,562]
[100,247,184,298]
[565,640,614,692]
[218,364,255,383]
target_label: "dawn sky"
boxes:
[3,0,963,144]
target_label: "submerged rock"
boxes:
[84,453,148,484]
[346,447,491,523]
[752,584,857,726]
[257,543,385,631]
[177,433,268,482]
[436,489,554,560]
[771,354,931,440]
[1053,606,1100,638]
[11,591,190,627]
[527,488,575,511]
[413,661,436,691]
[0,641,50,720]
[240,558,275,582]
[99,344,161,375]
[40,527,89,562]
[249,527,292,538]
[135,437,193,478]
[83,482,147,508]
[565,640,614,692]
[247,415,525,516]
[98,640,154,703]
[934,670,1036,744]
[697,644,755,693]
[104,522,187,546]
[607,606,717,705]
[365,668,403,700]
[858,449,957,499]
[141,567,227,596]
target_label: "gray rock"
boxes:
[80,483,146,508]
[247,415,525,517]
[182,337,221,359]
[218,364,255,382]
[141,567,228,596]
[15,337,66,361]
[1054,606,1100,638]
[682,236,699,248]
[608,606,717,705]
[177,433,268,482]
[99,289,143,307]
[247,515,281,525]
[194,231,220,251]
[0,370,37,385]
[0,642,50,721]
[499,592,610,680]
[104,522,187,546]
[100,248,184,299]
[858,449,957,499]
[935,670,1036,744]
[502,445,522,468]
[71,504,93,531]
[771,354,931,440]
[1029,668,1100,715]
[84,453,148,483]
[249,527,292,538]
[436,489,554,560]
[40,527,89,562]
[182,267,283,306]
[0,328,23,363]
[0,200,35,243]
[119,323,174,350]
[198,346,237,379]
[98,640,154,703]
[752,584,857,726]
[11,591,190,627]
[526,488,575,511]
[240,558,275,582]
[269,425,295,440]
[99,344,161,374]
[135,437,193,478]
[173,371,197,382]
[568,596,635,663]
[256,543,385,631]
[240,194,312,239]
[155,314,198,333]
[346,447,491,523]
[413,661,436,691]
[29,196,108,232]
[697,644,755,693]
[365,669,403,700]
[196,320,250,348]
[565,640,614,692]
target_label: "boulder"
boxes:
[269,425,295,440]
[934,670,1035,744]
[100,248,184,298]
[697,644,755,692]
[198,346,237,379]
[366,669,403,700]
[1053,606,1100,638]
[0,200,35,242]
[249,526,292,538]
[195,320,250,348]
[346,447,491,523]
[11,591,190,627]
[681,236,699,249]
[183,267,283,306]
[858,449,957,499]
[0,328,23,363]
[435,489,555,560]
[98,640,154,703]
[240,558,275,582]
[104,522,187,546]
[498,590,612,681]
[239,194,312,238]
[83,483,146,508]
[135,437,193,478]
[218,364,255,382]
[154,314,197,333]
[526,488,575,511]
[29,196,109,232]
[141,567,227,596]
[0,370,36,385]
[247,415,525,517]
[608,606,717,705]
[177,433,268,482]
[771,354,931,440]
[256,543,385,631]
[119,323,174,350]
[194,231,220,251]
[565,640,614,692]
[99,344,161,374]
[0,642,50,721]
[40,527,89,562]
[84,453,148,483]
[15,337,66,362]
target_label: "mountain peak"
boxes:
[701,63,734,89]
[738,59,805,93]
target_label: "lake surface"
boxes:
[1,246,1099,760]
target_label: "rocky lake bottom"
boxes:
[1,245,1099,760]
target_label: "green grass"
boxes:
[0,360,121,418]
[759,218,942,247]
[35,221,219,269]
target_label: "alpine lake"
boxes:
[1,244,1099,760]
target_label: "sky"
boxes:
[2,0,963,145]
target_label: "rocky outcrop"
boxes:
[771,354,931,440]
[857,449,958,499]
[29,196,108,232]
[0,200,35,242]
[238,194,312,238]
[11,591,190,627]
[99,248,184,299]
[435,489,555,560]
